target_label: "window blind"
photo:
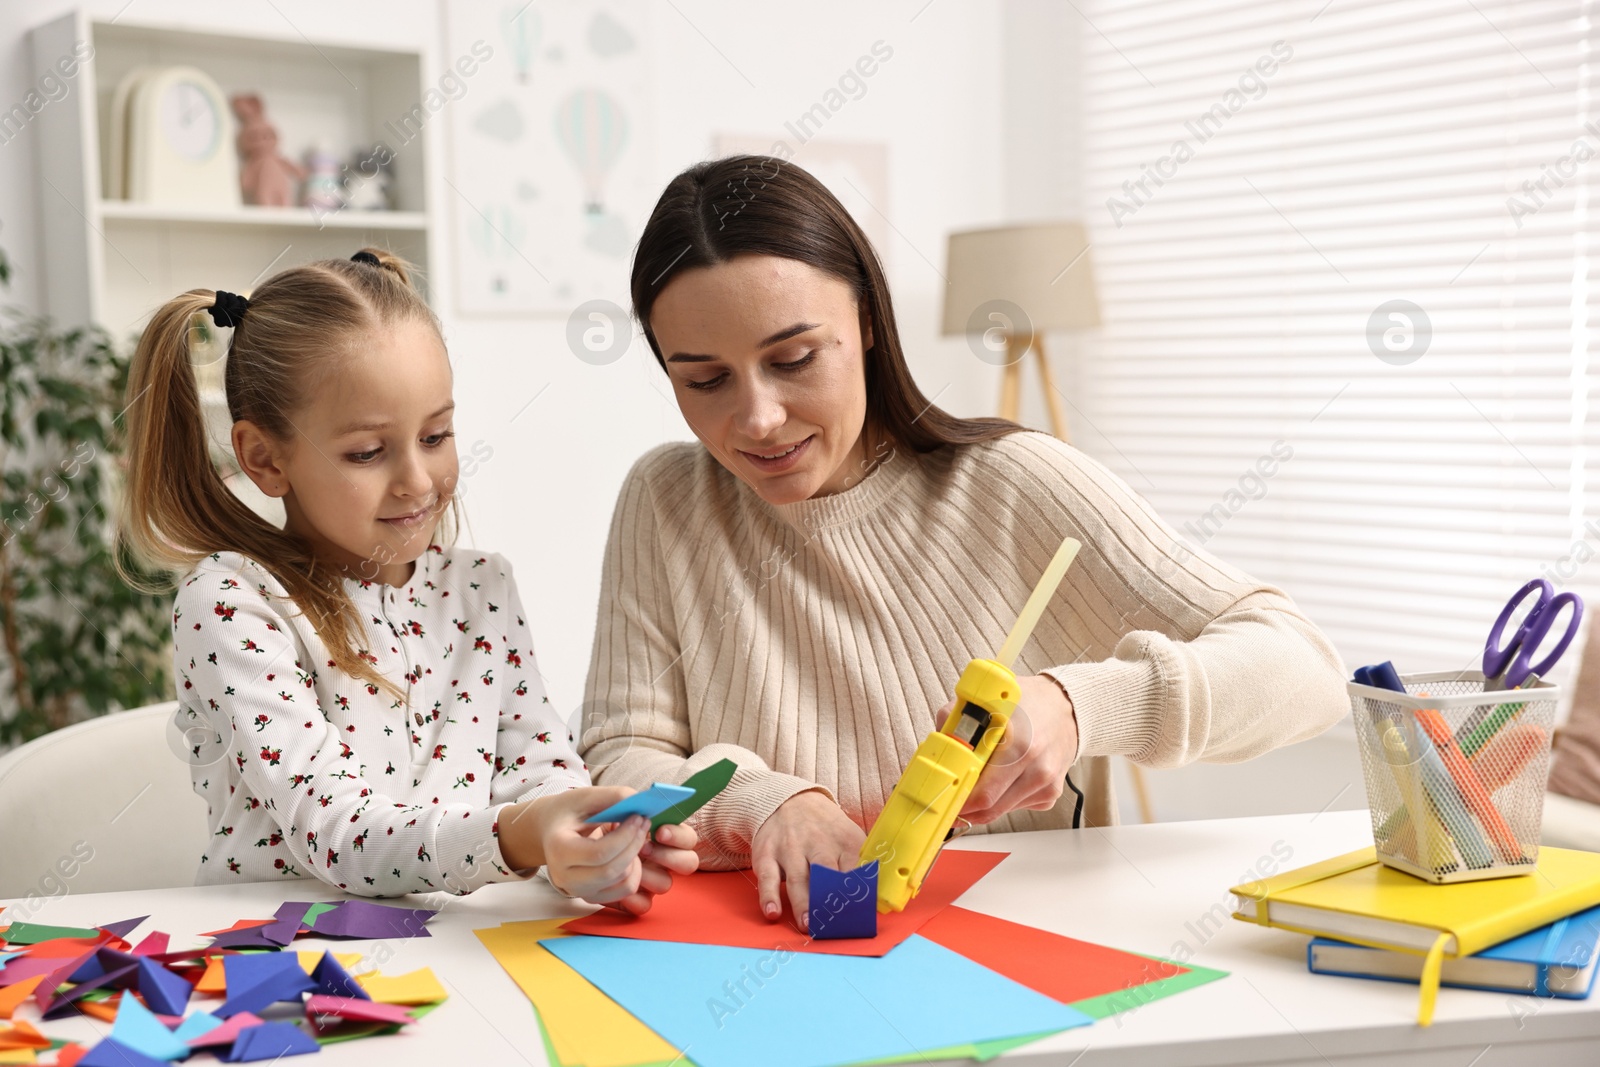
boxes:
[1071,0,1592,683]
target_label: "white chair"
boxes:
[0,702,210,898]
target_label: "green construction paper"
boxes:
[651,759,737,831]
[0,922,102,944]
[302,903,340,927]
[310,998,441,1045]
[1070,957,1229,1020]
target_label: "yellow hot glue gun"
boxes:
[859,536,1081,913]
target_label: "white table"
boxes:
[5,810,1597,1066]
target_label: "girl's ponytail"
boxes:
[118,290,302,581]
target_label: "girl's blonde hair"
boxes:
[118,248,452,697]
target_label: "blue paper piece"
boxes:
[222,1020,321,1062]
[111,990,190,1060]
[173,1010,225,1043]
[311,951,370,999]
[137,955,193,1016]
[544,934,1093,1067]
[584,783,697,825]
[79,1038,170,1067]
[810,861,879,940]
[0,951,18,968]
[218,952,315,1018]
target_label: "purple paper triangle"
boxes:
[98,916,149,940]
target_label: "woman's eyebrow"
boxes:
[667,322,821,363]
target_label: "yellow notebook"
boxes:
[1231,845,1600,1026]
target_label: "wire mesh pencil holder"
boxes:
[1349,670,1555,884]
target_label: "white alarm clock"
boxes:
[122,66,239,207]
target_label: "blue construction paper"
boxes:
[0,952,17,968]
[223,1021,321,1061]
[810,861,879,940]
[137,955,193,1015]
[174,1010,225,1043]
[111,990,190,1060]
[544,934,1092,1067]
[584,783,696,825]
[311,951,370,999]
[79,1038,170,1067]
[218,952,315,1018]
[310,900,433,940]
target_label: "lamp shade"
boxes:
[940,221,1100,336]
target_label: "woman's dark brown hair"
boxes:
[630,155,1022,453]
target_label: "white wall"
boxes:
[0,0,1007,722]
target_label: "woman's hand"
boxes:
[750,790,865,932]
[938,674,1078,826]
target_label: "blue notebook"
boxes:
[1308,904,1600,998]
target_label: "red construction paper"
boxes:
[919,905,1187,1004]
[562,849,1008,957]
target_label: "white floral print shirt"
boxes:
[174,545,588,896]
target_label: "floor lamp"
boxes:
[940,221,1156,825]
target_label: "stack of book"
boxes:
[1230,846,1600,1025]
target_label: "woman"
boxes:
[581,155,1348,927]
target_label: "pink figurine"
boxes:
[231,93,305,207]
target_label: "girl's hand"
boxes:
[750,790,865,932]
[500,787,651,904]
[605,821,701,916]
[939,674,1078,826]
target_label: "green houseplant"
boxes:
[0,243,171,745]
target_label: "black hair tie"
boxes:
[208,290,249,329]
[350,251,381,266]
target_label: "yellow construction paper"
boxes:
[352,967,447,1006]
[296,950,364,976]
[474,919,679,1067]
[0,1048,36,1064]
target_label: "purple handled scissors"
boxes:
[1483,579,1584,691]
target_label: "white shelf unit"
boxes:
[31,11,437,343]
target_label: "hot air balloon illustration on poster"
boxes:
[554,89,629,214]
[446,0,651,316]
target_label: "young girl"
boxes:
[118,248,696,906]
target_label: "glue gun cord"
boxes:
[1064,769,1084,829]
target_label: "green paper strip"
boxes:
[303,901,341,927]
[651,759,738,832]
[1071,958,1229,1021]
[0,922,101,944]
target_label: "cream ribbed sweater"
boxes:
[580,432,1348,869]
